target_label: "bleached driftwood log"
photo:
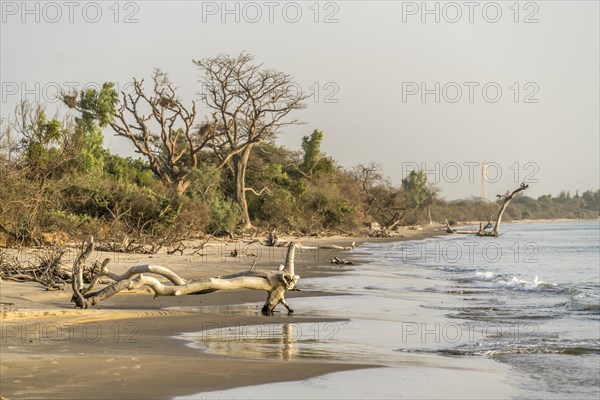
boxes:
[445,183,529,237]
[71,239,340,314]
[445,219,492,235]
[309,242,356,251]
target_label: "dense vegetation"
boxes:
[1,55,598,246]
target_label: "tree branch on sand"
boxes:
[71,238,353,314]
[265,230,356,250]
[445,183,530,237]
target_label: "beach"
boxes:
[3,221,598,399]
[1,228,435,399]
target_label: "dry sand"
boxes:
[0,227,442,399]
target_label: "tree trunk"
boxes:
[427,202,433,224]
[175,179,190,197]
[232,145,253,230]
[490,184,528,236]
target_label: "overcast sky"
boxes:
[1,1,598,200]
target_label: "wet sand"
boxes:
[0,228,442,399]
[1,308,372,399]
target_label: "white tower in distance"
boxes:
[481,161,489,203]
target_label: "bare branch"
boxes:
[244,186,271,196]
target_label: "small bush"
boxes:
[207,196,241,234]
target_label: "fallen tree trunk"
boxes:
[445,220,482,235]
[70,238,337,314]
[445,217,492,235]
[446,183,529,237]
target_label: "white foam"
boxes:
[492,276,557,291]
[473,271,495,281]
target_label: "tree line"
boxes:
[1,53,598,245]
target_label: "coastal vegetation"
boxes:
[0,54,598,247]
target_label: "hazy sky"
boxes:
[1,1,598,200]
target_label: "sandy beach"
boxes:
[1,227,442,400]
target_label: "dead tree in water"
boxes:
[71,239,352,314]
[446,183,529,237]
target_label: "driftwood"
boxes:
[446,183,529,237]
[445,217,491,235]
[94,237,163,254]
[309,242,356,251]
[265,230,286,247]
[265,230,356,251]
[71,238,312,315]
[0,248,72,290]
[331,257,354,265]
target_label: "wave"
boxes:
[473,271,496,281]
[468,273,598,313]
[434,265,477,273]
[564,293,600,313]
[492,276,558,291]
[395,339,600,357]
[470,272,558,291]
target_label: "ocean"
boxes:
[176,220,600,399]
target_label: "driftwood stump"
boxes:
[445,183,529,237]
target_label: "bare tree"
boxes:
[353,163,408,233]
[11,100,80,184]
[446,183,529,236]
[489,183,529,236]
[371,183,409,232]
[64,70,214,196]
[193,53,308,229]
[353,163,384,214]
[426,183,440,224]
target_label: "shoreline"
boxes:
[1,228,442,400]
[1,219,588,398]
[456,217,598,227]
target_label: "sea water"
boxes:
[176,220,600,399]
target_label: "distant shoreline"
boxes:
[507,218,599,223]
[453,217,598,228]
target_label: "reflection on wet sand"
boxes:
[281,323,295,360]
[181,322,344,362]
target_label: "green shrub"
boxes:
[207,196,242,234]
